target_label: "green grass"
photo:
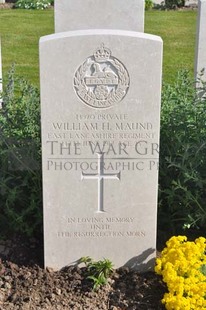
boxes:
[0,9,54,87]
[145,10,197,83]
[0,8,197,86]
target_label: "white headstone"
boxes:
[152,0,163,5]
[40,29,162,271]
[55,0,144,33]
[195,0,206,81]
[185,0,198,7]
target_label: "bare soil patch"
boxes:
[0,235,166,309]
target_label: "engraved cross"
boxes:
[81,153,121,213]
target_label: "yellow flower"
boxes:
[155,236,206,309]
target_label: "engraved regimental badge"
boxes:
[74,44,130,109]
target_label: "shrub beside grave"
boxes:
[145,0,154,10]
[159,71,206,236]
[165,0,185,9]
[15,0,52,10]
[0,68,42,237]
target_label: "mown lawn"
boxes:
[0,8,197,87]
[0,9,54,87]
[145,10,197,83]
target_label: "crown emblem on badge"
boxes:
[93,43,111,62]
[74,43,130,109]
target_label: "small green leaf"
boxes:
[200,264,206,276]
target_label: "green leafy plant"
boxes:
[0,78,2,103]
[165,0,185,9]
[199,264,206,277]
[0,67,42,238]
[145,0,153,10]
[158,70,206,237]
[80,257,114,291]
[15,0,51,10]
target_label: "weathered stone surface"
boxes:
[55,0,144,33]
[40,29,162,271]
[195,0,206,81]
